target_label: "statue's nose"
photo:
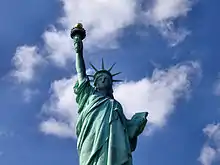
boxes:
[102,78,106,83]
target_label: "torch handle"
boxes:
[73,35,83,53]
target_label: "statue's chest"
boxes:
[86,91,116,106]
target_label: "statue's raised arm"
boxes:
[71,23,87,84]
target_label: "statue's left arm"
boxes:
[125,112,148,152]
[126,112,148,139]
[117,104,148,151]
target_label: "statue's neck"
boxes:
[96,89,114,99]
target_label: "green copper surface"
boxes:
[71,24,148,165]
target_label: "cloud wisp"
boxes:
[198,123,220,165]
[40,76,78,138]
[10,46,44,83]
[142,0,195,46]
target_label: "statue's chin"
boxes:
[97,87,109,92]
[96,87,113,96]
[96,85,111,90]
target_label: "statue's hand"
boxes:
[127,112,148,138]
[74,35,83,53]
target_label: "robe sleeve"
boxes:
[73,77,94,113]
[115,103,148,152]
[126,112,148,152]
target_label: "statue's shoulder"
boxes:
[74,77,94,95]
[113,99,123,109]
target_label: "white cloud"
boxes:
[199,146,217,165]
[146,0,193,21]
[10,0,138,76]
[198,124,220,165]
[114,61,200,127]
[43,29,73,67]
[60,0,137,36]
[40,76,78,138]
[40,118,75,138]
[11,46,44,83]
[143,0,195,46]
[40,61,200,138]
[43,0,137,66]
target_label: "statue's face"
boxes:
[95,73,112,90]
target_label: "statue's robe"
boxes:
[74,78,147,165]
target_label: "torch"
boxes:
[70,23,86,40]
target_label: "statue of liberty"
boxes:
[71,23,148,165]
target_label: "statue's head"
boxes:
[89,59,122,96]
[94,71,113,90]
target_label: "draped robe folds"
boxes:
[74,78,147,165]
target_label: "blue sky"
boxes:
[1,0,220,165]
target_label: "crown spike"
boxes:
[108,63,116,72]
[89,62,98,72]
[101,58,105,70]
[112,72,122,77]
